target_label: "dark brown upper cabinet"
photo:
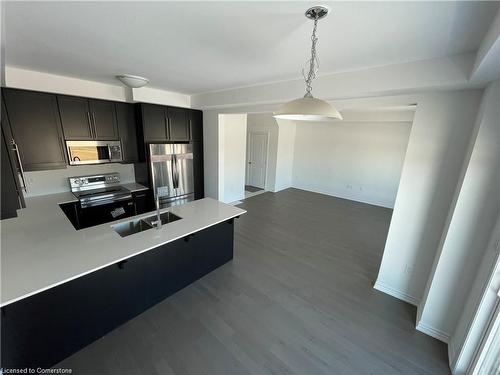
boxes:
[57,96,92,140]
[1,99,25,219]
[141,103,167,142]
[89,99,118,140]
[58,95,118,140]
[167,107,190,141]
[140,104,191,142]
[2,88,67,171]
[189,109,203,142]
[115,102,138,163]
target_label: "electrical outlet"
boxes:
[346,184,353,189]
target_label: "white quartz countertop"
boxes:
[0,193,246,307]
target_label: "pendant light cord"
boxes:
[303,16,319,98]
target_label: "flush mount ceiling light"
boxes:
[274,6,342,121]
[115,74,149,88]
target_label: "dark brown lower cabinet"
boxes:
[132,190,151,214]
[0,219,235,369]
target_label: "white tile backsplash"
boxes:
[23,163,136,197]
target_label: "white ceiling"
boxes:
[5,1,499,94]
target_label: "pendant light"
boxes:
[274,6,342,121]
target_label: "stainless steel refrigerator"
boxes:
[149,144,194,208]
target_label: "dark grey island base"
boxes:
[1,219,235,369]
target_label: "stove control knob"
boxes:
[74,178,82,185]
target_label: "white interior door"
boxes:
[247,132,268,189]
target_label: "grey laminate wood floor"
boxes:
[57,189,450,374]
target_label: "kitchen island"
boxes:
[1,194,246,369]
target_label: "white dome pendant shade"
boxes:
[274,95,342,121]
[274,6,342,122]
[116,74,149,88]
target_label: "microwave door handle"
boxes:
[107,144,112,161]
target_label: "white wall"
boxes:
[275,119,296,192]
[203,110,220,199]
[246,113,278,191]
[375,90,483,306]
[1,2,5,86]
[471,9,500,83]
[417,81,500,343]
[218,114,247,203]
[131,86,190,108]
[292,113,412,208]
[5,66,131,101]
[191,53,474,109]
[23,163,136,197]
[5,66,191,107]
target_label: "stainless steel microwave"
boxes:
[66,140,123,165]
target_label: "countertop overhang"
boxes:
[0,193,246,307]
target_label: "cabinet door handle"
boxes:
[92,112,97,138]
[11,139,27,193]
[87,112,94,138]
[167,116,171,139]
[189,119,192,140]
[60,136,68,163]
[184,233,195,242]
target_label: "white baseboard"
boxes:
[448,340,460,374]
[416,321,451,343]
[373,282,452,344]
[373,280,420,306]
[291,185,394,209]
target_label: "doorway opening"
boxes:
[217,112,280,204]
[245,131,269,198]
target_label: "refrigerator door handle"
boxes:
[172,154,179,189]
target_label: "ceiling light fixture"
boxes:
[274,6,342,121]
[116,74,149,88]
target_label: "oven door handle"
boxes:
[80,194,133,208]
[113,195,133,201]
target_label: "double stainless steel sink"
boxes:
[113,212,182,237]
